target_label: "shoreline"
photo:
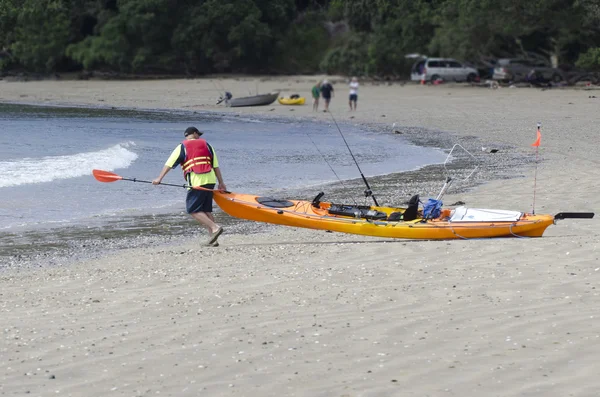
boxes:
[1,77,599,397]
[1,99,532,270]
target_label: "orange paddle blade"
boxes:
[92,169,124,183]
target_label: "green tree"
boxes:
[0,0,21,69]
[576,48,600,71]
[67,0,183,73]
[10,0,71,72]
[2,0,599,76]
[272,10,330,73]
[172,0,296,73]
[68,0,297,74]
[431,0,599,66]
[367,0,440,75]
[574,0,600,70]
[321,0,440,76]
[319,32,369,75]
[508,0,592,66]
[329,0,390,31]
[0,0,21,48]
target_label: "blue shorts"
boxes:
[349,94,357,102]
[186,184,215,214]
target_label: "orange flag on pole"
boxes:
[532,123,541,147]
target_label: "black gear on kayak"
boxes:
[402,194,420,221]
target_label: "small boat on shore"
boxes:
[213,191,593,240]
[220,92,279,107]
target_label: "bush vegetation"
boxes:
[0,0,599,76]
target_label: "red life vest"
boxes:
[181,139,213,178]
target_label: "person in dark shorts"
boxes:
[348,76,359,111]
[320,79,334,112]
[153,127,227,246]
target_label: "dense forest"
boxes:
[1,0,600,77]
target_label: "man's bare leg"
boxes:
[190,212,220,234]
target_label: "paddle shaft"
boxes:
[92,169,229,192]
[121,177,188,188]
[122,177,229,193]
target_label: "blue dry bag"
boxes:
[423,198,443,219]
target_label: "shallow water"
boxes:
[0,103,448,259]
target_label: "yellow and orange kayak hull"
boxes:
[213,191,556,240]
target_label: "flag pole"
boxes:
[532,122,542,214]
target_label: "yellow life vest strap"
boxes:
[183,156,212,171]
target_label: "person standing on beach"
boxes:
[349,76,359,111]
[153,126,227,246]
[320,79,334,112]
[311,81,321,111]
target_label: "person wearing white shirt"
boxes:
[349,77,359,111]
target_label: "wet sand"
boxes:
[1,76,599,396]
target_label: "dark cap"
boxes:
[184,126,203,137]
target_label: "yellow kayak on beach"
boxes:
[278,96,306,105]
[212,191,592,240]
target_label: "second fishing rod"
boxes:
[328,112,380,207]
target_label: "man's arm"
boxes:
[153,145,183,185]
[214,167,227,191]
[153,166,172,185]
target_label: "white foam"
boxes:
[0,142,138,188]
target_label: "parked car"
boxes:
[465,56,499,79]
[562,68,600,85]
[492,58,565,83]
[410,58,479,82]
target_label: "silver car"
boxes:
[410,58,479,82]
[492,58,565,83]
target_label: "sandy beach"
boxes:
[1,76,599,396]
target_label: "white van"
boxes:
[410,58,479,82]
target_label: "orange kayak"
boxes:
[212,191,580,240]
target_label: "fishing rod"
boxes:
[211,80,224,102]
[213,80,232,105]
[328,112,380,206]
[305,130,358,206]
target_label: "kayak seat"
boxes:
[256,196,295,208]
[312,192,325,208]
[328,204,388,220]
[402,194,420,221]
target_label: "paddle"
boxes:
[92,169,230,193]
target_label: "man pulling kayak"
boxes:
[153,126,227,246]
